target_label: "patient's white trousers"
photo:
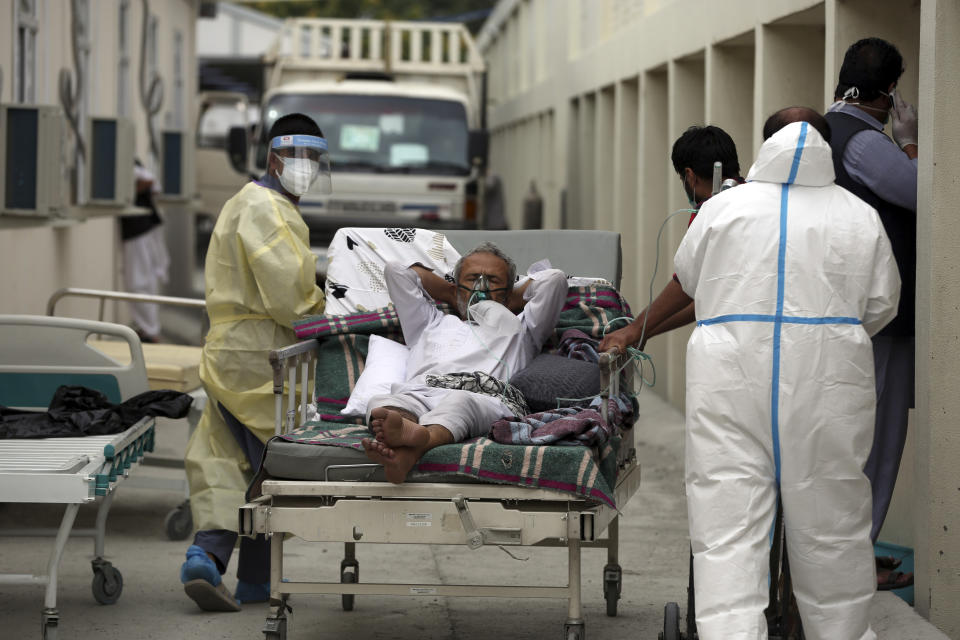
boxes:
[367,385,512,441]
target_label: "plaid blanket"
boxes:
[280,422,622,507]
[278,284,635,507]
[489,394,633,447]
[557,328,601,362]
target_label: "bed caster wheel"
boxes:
[41,609,59,640]
[164,501,193,540]
[91,560,123,605]
[340,557,359,611]
[659,602,681,640]
[340,568,357,611]
[263,615,287,640]
[563,622,585,640]
[603,563,622,617]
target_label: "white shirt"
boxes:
[384,261,568,386]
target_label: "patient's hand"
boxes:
[598,323,642,355]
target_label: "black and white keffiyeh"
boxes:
[425,371,530,418]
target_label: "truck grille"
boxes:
[327,200,397,213]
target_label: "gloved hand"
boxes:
[891,91,918,149]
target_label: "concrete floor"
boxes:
[0,392,949,639]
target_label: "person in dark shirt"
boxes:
[824,37,918,592]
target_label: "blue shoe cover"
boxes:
[180,545,221,587]
[234,580,270,604]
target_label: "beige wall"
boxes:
[479,0,959,632]
[0,0,198,318]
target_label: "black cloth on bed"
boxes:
[0,385,192,439]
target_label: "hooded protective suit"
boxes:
[674,122,900,640]
[186,181,325,531]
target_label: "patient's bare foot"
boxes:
[361,438,420,484]
[370,407,418,442]
[370,411,386,440]
[361,437,394,460]
[378,409,430,450]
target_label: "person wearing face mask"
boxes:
[599,125,742,355]
[359,243,568,484]
[675,109,898,639]
[179,113,328,612]
[824,38,918,592]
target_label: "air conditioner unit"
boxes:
[159,129,193,202]
[0,103,65,217]
[85,116,135,208]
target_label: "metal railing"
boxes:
[268,18,485,74]
[46,287,207,344]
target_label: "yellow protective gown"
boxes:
[186,181,324,531]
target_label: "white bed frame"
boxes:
[239,229,639,640]
[0,315,158,640]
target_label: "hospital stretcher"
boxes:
[0,315,159,640]
[46,288,207,540]
[238,230,642,640]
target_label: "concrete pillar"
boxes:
[756,16,825,132]
[915,0,960,633]
[706,35,756,167]
[579,92,596,230]
[565,97,581,229]
[614,77,640,310]
[637,67,670,401]
[595,84,615,232]
[665,55,705,408]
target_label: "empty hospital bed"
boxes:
[47,288,207,540]
[0,315,160,639]
[239,229,642,640]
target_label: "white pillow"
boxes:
[340,335,410,417]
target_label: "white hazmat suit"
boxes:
[674,121,900,639]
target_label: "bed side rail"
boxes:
[47,288,207,343]
[598,347,633,424]
[269,339,321,436]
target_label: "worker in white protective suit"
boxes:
[668,108,900,639]
[180,113,329,612]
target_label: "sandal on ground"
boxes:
[877,569,914,591]
[184,579,242,611]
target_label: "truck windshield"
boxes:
[260,94,470,175]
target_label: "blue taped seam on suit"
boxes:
[771,122,809,485]
[697,314,861,326]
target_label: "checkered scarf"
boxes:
[425,371,530,418]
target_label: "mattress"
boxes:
[88,340,202,392]
[261,436,477,484]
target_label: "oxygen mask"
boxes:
[457,274,508,317]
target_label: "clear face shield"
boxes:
[270,134,332,196]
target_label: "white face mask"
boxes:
[277,156,320,196]
[841,86,892,125]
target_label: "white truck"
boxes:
[212,18,489,271]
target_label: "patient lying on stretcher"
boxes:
[360,243,567,483]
